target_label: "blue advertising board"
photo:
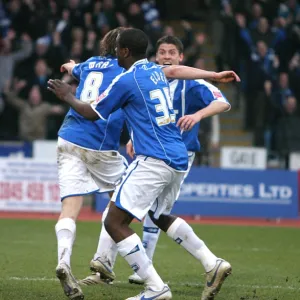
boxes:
[95,166,299,219]
[0,141,32,157]
[173,167,299,219]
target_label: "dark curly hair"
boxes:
[99,27,126,57]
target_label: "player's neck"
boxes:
[123,55,145,70]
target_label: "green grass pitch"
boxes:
[0,219,299,300]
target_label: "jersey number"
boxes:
[80,72,103,103]
[150,87,175,126]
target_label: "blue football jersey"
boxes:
[169,79,230,152]
[58,56,125,151]
[91,59,188,171]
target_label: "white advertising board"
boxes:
[33,140,57,160]
[0,158,61,212]
[221,147,267,170]
[289,152,300,171]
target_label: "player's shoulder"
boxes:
[82,56,118,69]
[187,79,219,91]
[134,60,161,72]
[109,68,133,87]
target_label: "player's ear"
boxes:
[123,48,130,58]
[179,53,184,63]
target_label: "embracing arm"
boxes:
[47,79,98,120]
[193,101,230,120]
[59,93,98,120]
[177,101,230,131]
[163,65,240,83]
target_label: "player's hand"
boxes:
[213,71,241,83]
[177,113,200,131]
[126,140,135,159]
[60,60,76,74]
[47,79,72,101]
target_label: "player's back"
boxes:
[58,56,125,151]
[122,60,188,171]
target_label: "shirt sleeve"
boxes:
[189,80,230,110]
[72,63,82,81]
[90,73,130,120]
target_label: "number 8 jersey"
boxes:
[91,59,188,171]
[58,56,125,151]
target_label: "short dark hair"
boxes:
[156,36,184,54]
[118,28,148,57]
[99,27,126,57]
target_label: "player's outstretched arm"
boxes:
[163,65,241,83]
[177,101,230,131]
[47,79,99,120]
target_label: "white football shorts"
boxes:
[57,137,127,200]
[111,155,188,221]
[159,151,195,215]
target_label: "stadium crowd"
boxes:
[0,0,209,142]
[213,0,300,159]
[0,0,300,165]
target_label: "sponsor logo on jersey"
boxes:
[96,91,108,103]
[213,91,222,98]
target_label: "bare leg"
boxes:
[55,196,84,299]
[104,202,166,291]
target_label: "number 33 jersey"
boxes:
[58,56,125,151]
[91,59,188,171]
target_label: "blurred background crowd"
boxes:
[0,0,299,167]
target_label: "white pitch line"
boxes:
[9,277,57,281]
[7,277,300,291]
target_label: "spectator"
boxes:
[245,40,279,131]
[16,33,66,80]
[0,32,32,94]
[288,52,300,100]
[68,0,84,28]
[248,3,263,30]
[95,0,119,30]
[3,80,64,141]
[127,2,145,29]
[264,72,295,150]
[184,31,206,66]
[0,1,10,39]
[274,95,300,166]
[82,30,97,61]
[141,0,159,25]
[30,59,51,96]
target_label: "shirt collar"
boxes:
[132,58,148,66]
[128,58,148,72]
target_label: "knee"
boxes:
[148,211,177,233]
[148,211,167,232]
